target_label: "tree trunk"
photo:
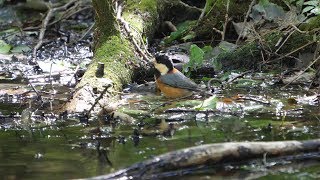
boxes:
[64,0,160,113]
[89,139,320,179]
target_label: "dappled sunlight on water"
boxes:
[0,75,320,179]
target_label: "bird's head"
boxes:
[153,54,173,75]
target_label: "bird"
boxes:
[153,54,203,98]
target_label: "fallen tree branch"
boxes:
[88,139,320,179]
[33,0,77,58]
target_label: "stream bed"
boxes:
[0,81,320,179]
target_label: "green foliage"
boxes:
[0,40,11,54]
[203,0,216,14]
[290,0,320,16]
[251,0,285,22]
[181,31,196,42]
[183,44,204,76]
[195,95,218,110]
[183,42,235,75]
[190,44,204,65]
[163,20,196,44]
[303,0,320,15]
[11,45,31,53]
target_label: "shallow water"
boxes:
[0,83,319,179]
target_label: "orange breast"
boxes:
[156,78,193,98]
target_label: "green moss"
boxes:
[217,40,261,70]
[300,16,320,31]
[126,0,157,15]
[78,35,134,91]
[277,32,313,54]
[216,30,315,71]
[124,0,158,37]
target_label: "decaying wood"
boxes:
[87,139,320,179]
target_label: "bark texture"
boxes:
[88,139,320,179]
[64,0,160,112]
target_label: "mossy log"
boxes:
[88,139,320,179]
[63,0,319,113]
[63,0,204,113]
[218,31,318,71]
[64,0,160,112]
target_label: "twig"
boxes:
[28,82,40,96]
[27,70,76,79]
[211,0,230,40]
[33,4,54,58]
[275,29,295,53]
[87,84,112,114]
[226,70,252,84]
[198,0,217,22]
[236,0,256,44]
[67,65,80,86]
[212,27,223,35]
[282,55,320,89]
[236,95,271,105]
[23,1,89,31]
[221,0,230,41]
[271,41,315,63]
[115,1,151,62]
[260,50,266,64]
[280,0,291,10]
[33,0,77,58]
[48,5,92,27]
[77,23,95,43]
[290,24,307,34]
[179,1,202,12]
[128,23,153,58]
[207,78,222,89]
[49,62,53,89]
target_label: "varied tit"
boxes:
[153,54,201,98]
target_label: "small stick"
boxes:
[226,70,252,84]
[115,1,151,62]
[87,84,112,114]
[236,0,256,44]
[27,71,75,79]
[282,55,320,89]
[33,0,77,58]
[275,29,295,53]
[221,0,230,41]
[271,41,315,62]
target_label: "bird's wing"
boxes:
[159,70,198,90]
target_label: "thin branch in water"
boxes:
[87,84,112,114]
[226,70,252,84]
